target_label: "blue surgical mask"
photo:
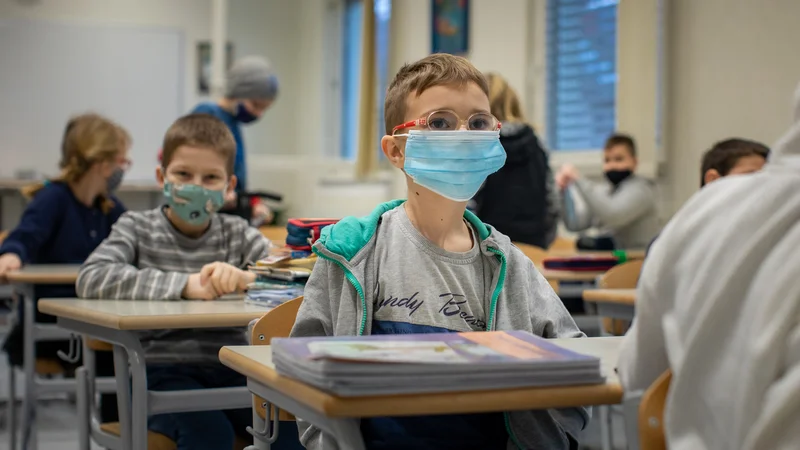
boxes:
[400,130,507,202]
[235,103,259,124]
[106,167,124,192]
[163,182,226,226]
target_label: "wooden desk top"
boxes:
[6,264,81,284]
[544,249,646,260]
[0,178,159,193]
[583,289,636,305]
[38,297,271,330]
[539,269,604,283]
[219,337,623,418]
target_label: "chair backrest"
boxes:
[251,296,303,421]
[549,236,576,251]
[599,259,644,289]
[514,242,549,267]
[639,370,671,450]
[597,259,643,335]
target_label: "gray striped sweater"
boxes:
[76,207,271,363]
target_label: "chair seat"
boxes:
[99,422,250,450]
[100,422,176,450]
[35,358,65,376]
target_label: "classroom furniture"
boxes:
[549,235,577,251]
[219,336,624,450]
[250,297,303,443]
[622,370,672,450]
[37,298,272,450]
[5,265,116,450]
[513,242,548,266]
[259,226,289,244]
[582,289,636,320]
[593,260,643,329]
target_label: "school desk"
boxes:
[219,336,624,450]
[583,289,636,321]
[546,249,646,260]
[4,264,117,450]
[37,297,272,450]
[540,268,606,283]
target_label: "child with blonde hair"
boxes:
[0,113,131,417]
[472,72,559,248]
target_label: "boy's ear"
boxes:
[228,175,238,192]
[381,135,405,169]
[704,169,721,185]
[155,166,165,187]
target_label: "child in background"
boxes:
[556,134,658,249]
[0,113,131,419]
[192,56,279,223]
[471,72,559,249]
[616,86,800,449]
[76,114,287,450]
[291,54,586,450]
[646,138,769,254]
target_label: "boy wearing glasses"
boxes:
[76,114,286,450]
[291,54,587,450]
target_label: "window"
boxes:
[340,0,392,160]
[545,0,617,151]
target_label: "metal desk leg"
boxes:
[76,367,90,450]
[623,391,643,450]
[20,283,38,450]
[114,345,133,450]
[7,360,16,450]
[249,400,271,450]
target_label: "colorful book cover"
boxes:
[273,331,595,365]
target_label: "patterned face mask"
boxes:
[162,182,226,226]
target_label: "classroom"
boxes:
[1,0,799,449]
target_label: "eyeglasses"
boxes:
[117,156,132,170]
[392,110,501,134]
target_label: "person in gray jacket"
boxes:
[291,54,588,450]
[556,134,658,249]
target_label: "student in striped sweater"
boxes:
[76,114,284,450]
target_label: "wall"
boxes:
[662,0,800,213]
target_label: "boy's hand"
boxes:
[0,253,22,281]
[556,164,580,190]
[182,273,220,301]
[199,262,255,296]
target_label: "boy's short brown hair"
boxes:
[384,53,489,134]
[161,114,236,175]
[700,138,769,186]
[604,133,637,158]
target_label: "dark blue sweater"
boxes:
[0,182,125,315]
[191,102,248,192]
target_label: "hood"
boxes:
[499,122,545,165]
[315,200,510,262]
[769,81,800,169]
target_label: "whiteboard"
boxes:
[0,19,184,182]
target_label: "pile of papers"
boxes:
[246,254,314,307]
[271,331,604,396]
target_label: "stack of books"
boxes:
[271,331,604,396]
[246,254,314,307]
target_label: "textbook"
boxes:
[271,331,604,396]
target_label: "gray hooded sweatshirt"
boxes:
[290,200,589,450]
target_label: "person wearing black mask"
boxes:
[556,133,658,249]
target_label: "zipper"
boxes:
[487,247,523,449]
[313,249,368,336]
[485,247,507,331]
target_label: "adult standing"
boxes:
[191,55,279,221]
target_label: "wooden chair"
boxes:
[549,235,576,251]
[638,370,671,450]
[251,297,304,422]
[597,259,643,335]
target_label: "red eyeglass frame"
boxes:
[392,110,501,134]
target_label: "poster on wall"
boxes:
[431,0,469,55]
[197,41,234,95]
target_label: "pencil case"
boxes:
[286,218,339,247]
[542,256,619,272]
